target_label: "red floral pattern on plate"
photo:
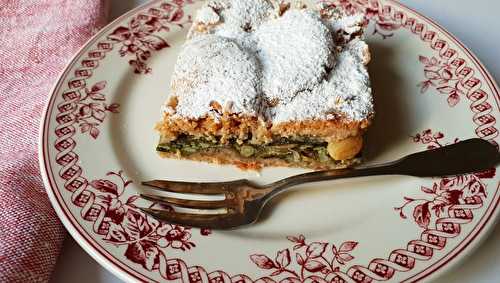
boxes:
[395,130,496,229]
[72,81,119,139]
[87,170,210,271]
[250,235,358,281]
[108,1,193,74]
[44,0,500,282]
[417,55,468,106]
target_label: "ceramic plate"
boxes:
[39,0,500,282]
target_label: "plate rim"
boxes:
[38,0,500,282]
[38,1,170,282]
[384,3,500,282]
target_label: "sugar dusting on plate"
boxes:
[166,0,373,123]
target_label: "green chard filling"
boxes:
[157,135,347,165]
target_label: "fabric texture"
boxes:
[0,1,109,282]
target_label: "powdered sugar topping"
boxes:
[273,39,372,122]
[165,0,373,123]
[254,10,334,104]
[331,13,365,34]
[170,35,261,119]
[195,6,220,25]
[213,0,273,31]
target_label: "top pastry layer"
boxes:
[164,0,373,124]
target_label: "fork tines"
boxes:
[139,180,242,229]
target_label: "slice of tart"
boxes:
[156,0,374,170]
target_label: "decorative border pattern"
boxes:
[250,237,360,281]
[54,0,194,239]
[107,1,192,74]
[55,36,116,236]
[45,0,500,282]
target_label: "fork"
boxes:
[140,138,499,229]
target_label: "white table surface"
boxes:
[50,0,500,282]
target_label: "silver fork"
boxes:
[140,138,499,229]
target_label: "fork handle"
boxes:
[264,138,499,198]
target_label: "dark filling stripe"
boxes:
[157,136,339,164]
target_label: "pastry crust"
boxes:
[156,0,374,169]
[156,114,371,144]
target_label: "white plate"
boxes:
[39,0,500,282]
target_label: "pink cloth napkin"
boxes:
[0,1,109,282]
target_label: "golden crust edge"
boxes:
[156,113,372,144]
